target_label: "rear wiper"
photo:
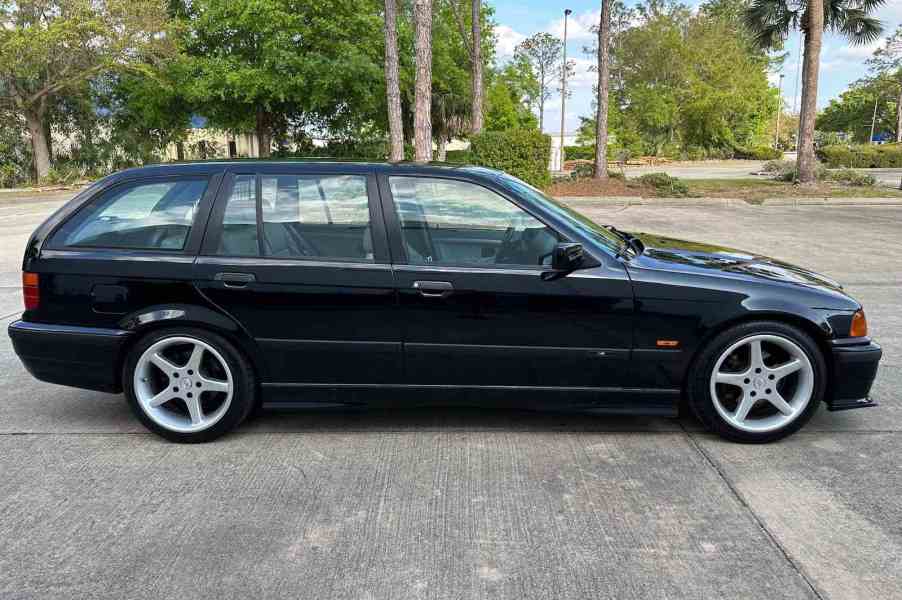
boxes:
[603,225,644,257]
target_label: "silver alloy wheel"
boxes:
[133,336,233,433]
[709,334,814,433]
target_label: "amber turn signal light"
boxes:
[850,310,868,338]
[22,271,39,311]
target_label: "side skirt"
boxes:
[261,383,680,417]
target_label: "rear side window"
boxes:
[215,174,374,261]
[53,178,207,250]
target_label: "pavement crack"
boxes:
[681,426,828,600]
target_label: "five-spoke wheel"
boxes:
[689,321,825,443]
[124,328,255,442]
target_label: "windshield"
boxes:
[495,174,627,254]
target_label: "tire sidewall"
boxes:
[123,327,255,443]
[689,321,826,443]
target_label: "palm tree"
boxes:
[413,0,434,162]
[593,0,613,180]
[745,0,885,184]
[384,0,405,161]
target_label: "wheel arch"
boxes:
[115,303,266,393]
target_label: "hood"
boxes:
[629,233,844,292]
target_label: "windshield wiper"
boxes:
[603,225,644,257]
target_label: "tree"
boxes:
[413,0,433,161]
[514,32,565,132]
[0,0,171,180]
[471,0,483,133]
[179,0,384,158]
[745,0,885,183]
[593,0,613,180]
[384,0,405,161]
[818,74,898,142]
[485,59,539,131]
[867,26,902,143]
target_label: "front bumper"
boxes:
[826,339,882,411]
[8,320,133,393]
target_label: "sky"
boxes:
[491,0,902,134]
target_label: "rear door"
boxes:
[194,166,401,392]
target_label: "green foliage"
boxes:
[444,149,471,163]
[817,75,899,143]
[762,159,794,173]
[469,130,552,189]
[829,168,876,187]
[817,144,902,168]
[635,173,691,196]
[733,145,782,160]
[0,110,32,187]
[564,146,596,160]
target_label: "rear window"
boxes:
[52,178,208,250]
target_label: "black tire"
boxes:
[687,320,826,443]
[123,327,256,443]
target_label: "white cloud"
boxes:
[494,24,525,59]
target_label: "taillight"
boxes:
[850,309,868,338]
[22,272,39,310]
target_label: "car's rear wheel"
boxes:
[123,327,255,443]
[688,321,826,443]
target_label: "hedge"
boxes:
[469,129,552,188]
[733,145,782,160]
[817,144,902,168]
[444,149,471,163]
[563,145,595,160]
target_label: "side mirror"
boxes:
[542,243,584,281]
[552,242,584,271]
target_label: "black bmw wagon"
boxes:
[9,161,882,443]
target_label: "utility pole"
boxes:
[559,8,571,172]
[869,94,879,145]
[775,73,785,150]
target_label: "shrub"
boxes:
[829,168,876,187]
[773,162,830,182]
[818,143,902,168]
[635,173,690,197]
[735,145,782,160]
[563,145,595,160]
[469,129,552,188]
[762,159,794,174]
[444,149,471,163]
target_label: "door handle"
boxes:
[413,280,453,298]
[214,272,256,288]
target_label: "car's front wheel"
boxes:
[123,327,255,443]
[688,321,826,443]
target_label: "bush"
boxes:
[635,173,690,197]
[762,159,794,174]
[566,161,625,180]
[469,129,552,188]
[444,149,471,163]
[773,162,830,183]
[818,143,902,168]
[563,145,595,160]
[829,168,876,187]
[734,145,782,160]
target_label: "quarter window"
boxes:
[215,174,374,261]
[388,176,559,267]
[53,178,207,250]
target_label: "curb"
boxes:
[557,196,902,207]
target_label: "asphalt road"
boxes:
[1,192,900,599]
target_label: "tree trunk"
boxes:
[593,0,612,181]
[413,0,433,162]
[797,2,823,185]
[470,0,483,134]
[384,0,405,161]
[896,84,902,144]
[436,137,447,161]
[256,108,272,158]
[176,141,186,162]
[24,107,51,182]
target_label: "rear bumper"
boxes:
[8,320,132,393]
[826,339,882,411]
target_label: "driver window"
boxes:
[388,176,559,267]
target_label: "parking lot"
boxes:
[1,192,899,599]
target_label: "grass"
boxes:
[548,176,902,201]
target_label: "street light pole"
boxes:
[559,8,571,171]
[869,94,879,145]
[775,73,785,150]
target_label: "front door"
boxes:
[379,174,633,391]
[194,168,401,393]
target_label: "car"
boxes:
[8,161,882,443]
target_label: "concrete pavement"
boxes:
[0,193,900,599]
